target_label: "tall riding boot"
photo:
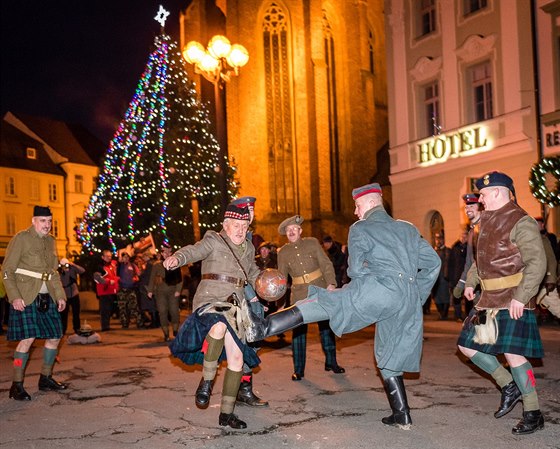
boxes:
[381,376,412,429]
[236,372,268,406]
[246,306,304,343]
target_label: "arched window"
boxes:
[429,211,445,246]
[263,2,295,214]
[368,29,375,75]
[323,12,341,212]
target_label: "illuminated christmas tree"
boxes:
[79,15,236,254]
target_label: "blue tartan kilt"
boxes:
[457,308,544,358]
[169,306,261,368]
[7,297,63,341]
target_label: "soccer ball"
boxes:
[255,268,287,302]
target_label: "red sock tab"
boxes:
[241,375,251,383]
[201,339,209,354]
[13,359,23,367]
[526,369,536,388]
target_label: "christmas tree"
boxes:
[78,12,236,254]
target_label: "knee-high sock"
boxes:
[221,368,243,414]
[202,335,224,381]
[13,351,30,382]
[41,348,58,376]
[511,362,539,411]
[470,352,513,388]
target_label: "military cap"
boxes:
[230,196,256,209]
[224,204,250,221]
[33,205,52,217]
[278,215,304,235]
[258,241,272,251]
[462,193,480,204]
[475,171,515,193]
[352,182,382,200]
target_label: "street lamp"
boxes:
[183,36,249,213]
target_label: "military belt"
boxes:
[291,269,322,285]
[480,272,523,291]
[15,268,54,281]
[202,273,245,288]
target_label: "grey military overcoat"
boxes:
[173,229,260,312]
[307,206,440,373]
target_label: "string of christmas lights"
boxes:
[78,32,238,255]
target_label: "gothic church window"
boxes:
[323,11,341,212]
[263,2,295,214]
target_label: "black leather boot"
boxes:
[494,381,522,418]
[219,412,247,429]
[9,381,31,400]
[195,378,213,409]
[325,364,346,373]
[381,376,412,429]
[512,410,545,435]
[246,306,304,343]
[38,374,68,391]
[236,374,268,407]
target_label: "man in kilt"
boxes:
[457,172,546,435]
[3,206,68,400]
[166,203,261,429]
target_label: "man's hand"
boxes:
[163,256,179,270]
[57,299,66,312]
[509,299,524,320]
[464,287,475,301]
[174,291,180,297]
[12,299,25,311]
[326,284,336,291]
[147,292,153,299]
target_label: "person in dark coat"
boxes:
[322,235,349,287]
[58,258,85,334]
[166,204,261,429]
[432,232,451,320]
[245,183,440,429]
[447,230,468,322]
[457,172,546,435]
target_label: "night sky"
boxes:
[1,0,190,145]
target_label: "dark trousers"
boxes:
[99,294,116,331]
[60,294,81,334]
[292,320,337,374]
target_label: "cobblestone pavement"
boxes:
[1,306,559,449]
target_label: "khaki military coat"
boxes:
[277,237,336,303]
[173,229,260,311]
[2,226,65,305]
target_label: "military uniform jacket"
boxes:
[147,261,183,296]
[2,226,65,305]
[307,206,440,373]
[278,237,336,303]
[173,230,260,311]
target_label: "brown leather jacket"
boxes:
[468,201,546,310]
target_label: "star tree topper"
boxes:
[154,5,170,28]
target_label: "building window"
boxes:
[324,12,341,212]
[26,147,37,159]
[463,0,487,16]
[5,176,16,196]
[429,211,444,247]
[75,174,84,193]
[423,81,441,137]
[6,214,16,235]
[30,179,40,200]
[469,61,493,122]
[368,30,375,75]
[263,2,296,214]
[417,0,436,37]
[49,183,58,202]
[53,219,59,238]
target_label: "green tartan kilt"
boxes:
[457,308,544,358]
[7,295,63,341]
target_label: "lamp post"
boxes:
[182,35,249,213]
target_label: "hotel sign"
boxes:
[417,126,491,166]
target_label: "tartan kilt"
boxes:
[457,308,544,358]
[7,297,63,341]
[169,306,260,368]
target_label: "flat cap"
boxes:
[352,182,382,200]
[475,171,515,193]
[278,215,304,235]
[33,205,52,217]
[462,193,480,204]
[224,204,250,221]
[230,196,256,208]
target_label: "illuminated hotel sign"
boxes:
[417,126,491,166]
